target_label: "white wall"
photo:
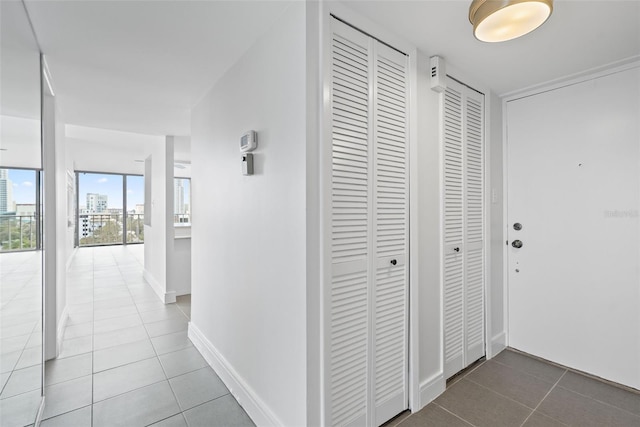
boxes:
[0,116,41,168]
[189,3,306,426]
[65,124,164,175]
[43,90,71,360]
[143,136,174,303]
[415,51,446,403]
[170,236,190,296]
[488,93,505,356]
[43,93,57,361]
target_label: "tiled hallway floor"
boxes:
[35,245,254,427]
[0,250,43,427]
[386,349,640,427]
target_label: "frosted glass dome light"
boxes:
[469,0,553,42]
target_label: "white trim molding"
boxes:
[188,322,282,427]
[56,305,69,357]
[143,269,175,304]
[419,372,445,408]
[491,332,507,358]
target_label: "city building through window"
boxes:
[76,172,144,246]
[0,168,39,252]
[174,177,190,224]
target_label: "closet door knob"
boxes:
[390,259,397,266]
[453,247,460,252]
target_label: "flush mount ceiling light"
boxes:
[469,0,553,42]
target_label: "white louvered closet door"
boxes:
[329,18,409,427]
[443,78,485,380]
[372,43,408,427]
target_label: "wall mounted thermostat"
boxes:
[240,130,258,152]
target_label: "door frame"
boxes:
[501,57,640,348]
[318,3,419,424]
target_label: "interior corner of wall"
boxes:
[55,305,69,359]
[489,331,507,359]
[418,372,445,410]
[188,323,285,427]
[143,268,166,304]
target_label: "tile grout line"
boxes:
[0,319,41,398]
[432,402,478,427]
[462,377,537,411]
[553,384,640,419]
[518,369,568,427]
[91,248,95,427]
[118,245,184,425]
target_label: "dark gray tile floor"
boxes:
[3,245,255,427]
[385,349,640,427]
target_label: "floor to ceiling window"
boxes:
[76,171,144,247]
[126,174,145,243]
[0,168,40,252]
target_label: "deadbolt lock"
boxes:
[513,223,523,231]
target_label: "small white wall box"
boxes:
[240,130,258,152]
[430,55,446,93]
[242,153,254,175]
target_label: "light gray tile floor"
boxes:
[1,245,254,427]
[0,250,43,427]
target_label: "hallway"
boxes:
[3,245,254,427]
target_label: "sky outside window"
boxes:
[78,172,144,210]
[4,169,36,204]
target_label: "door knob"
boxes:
[390,259,397,266]
[512,240,523,249]
[453,247,460,253]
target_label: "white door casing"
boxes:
[443,78,486,380]
[328,17,409,427]
[506,66,640,389]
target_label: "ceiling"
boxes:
[345,0,640,95]
[23,0,293,136]
[22,0,640,137]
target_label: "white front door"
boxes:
[506,66,640,389]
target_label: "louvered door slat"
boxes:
[330,17,408,427]
[330,21,370,427]
[373,43,408,427]
[464,92,484,362]
[443,78,485,380]
[443,83,465,378]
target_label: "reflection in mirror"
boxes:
[0,1,44,426]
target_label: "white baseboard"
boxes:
[56,305,69,357]
[35,395,45,426]
[173,288,191,297]
[66,247,78,271]
[164,291,176,304]
[490,331,507,359]
[188,323,282,427]
[419,372,445,409]
[143,269,175,303]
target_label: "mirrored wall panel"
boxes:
[0,1,44,426]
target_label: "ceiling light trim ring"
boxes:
[469,0,554,42]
